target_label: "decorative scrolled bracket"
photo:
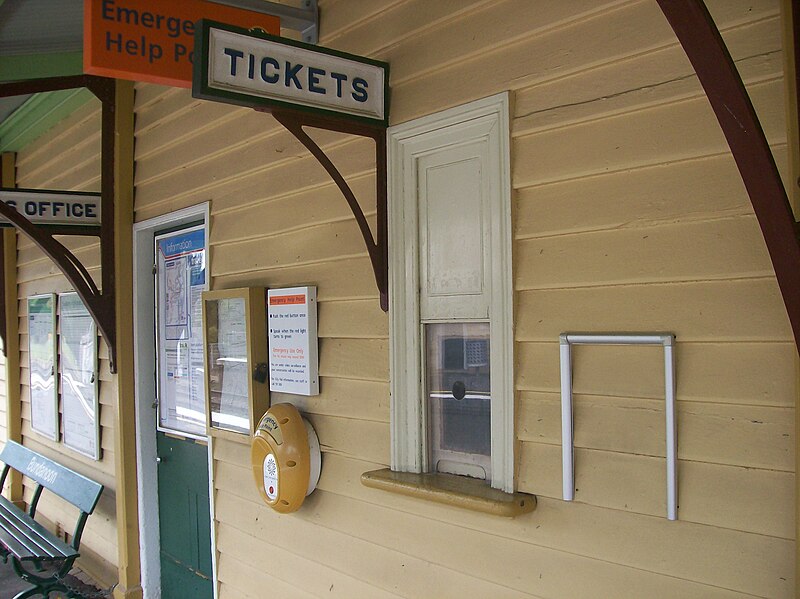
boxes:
[656,0,800,354]
[260,108,389,312]
[0,75,118,372]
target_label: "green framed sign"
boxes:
[192,19,389,126]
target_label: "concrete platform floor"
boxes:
[0,557,29,598]
[0,558,109,598]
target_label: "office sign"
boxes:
[194,20,389,125]
[84,0,280,88]
[0,189,101,227]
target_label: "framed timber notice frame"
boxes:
[28,294,58,441]
[192,19,389,126]
[59,293,100,460]
[202,287,270,436]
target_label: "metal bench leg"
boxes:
[11,556,75,599]
[12,586,48,599]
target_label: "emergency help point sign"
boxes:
[193,20,389,125]
[84,0,280,88]
[267,286,319,396]
[0,189,101,227]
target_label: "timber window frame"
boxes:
[388,93,515,493]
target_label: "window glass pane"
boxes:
[205,297,251,434]
[425,322,491,479]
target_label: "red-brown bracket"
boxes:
[262,108,388,311]
[0,75,118,371]
[657,0,800,353]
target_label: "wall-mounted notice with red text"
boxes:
[84,0,280,88]
[268,286,319,396]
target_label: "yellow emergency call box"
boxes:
[251,403,321,513]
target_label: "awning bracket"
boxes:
[0,75,118,372]
[657,0,800,353]
[265,108,388,311]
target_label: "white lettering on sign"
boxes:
[27,456,59,485]
[0,190,102,226]
[206,27,386,123]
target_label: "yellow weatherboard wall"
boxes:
[129,1,795,597]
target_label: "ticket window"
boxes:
[388,94,514,493]
[425,322,491,481]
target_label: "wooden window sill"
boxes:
[361,468,536,517]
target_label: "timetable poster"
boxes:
[59,293,99,459]
[28,294,58,440]
[156,226,207,437]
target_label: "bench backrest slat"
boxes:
[0,441,103,514]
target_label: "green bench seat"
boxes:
[0,441,103,599]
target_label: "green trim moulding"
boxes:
[0,88,93,153]
[0,52,83,83]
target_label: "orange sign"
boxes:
[269,294,306,306]
[84,0,280,88]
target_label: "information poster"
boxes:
[268,286,319,396]
[156,226,207,437]
[28,294,58,440]
[59,293,99,459]
[206,297,250,433]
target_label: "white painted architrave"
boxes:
[388,93,514,493]
[132,202,216,599]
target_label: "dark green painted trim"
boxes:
[0,88,93,152]
[192,19,390,127]
[0,52,83,83]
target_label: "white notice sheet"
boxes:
[59,292,99,459]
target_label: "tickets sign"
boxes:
[84,0,280,88]
[193,20,389,125]
[0,189,101,227]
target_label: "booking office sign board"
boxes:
[155,225,208,438]
[193,20,389,126]
[59,293,100,460]
[28,294,58,441]
[0,189,101,227]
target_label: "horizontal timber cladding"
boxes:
[12,96,118,588]
[130,0,795,597]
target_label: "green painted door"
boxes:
[157,432,213,598]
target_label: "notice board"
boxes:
[155,225,207,438]
[28,294,58,441]
[59,293,100,460]
[267,286,319,396]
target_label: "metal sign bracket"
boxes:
[0,75,118,372]
[262,107,388,311]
